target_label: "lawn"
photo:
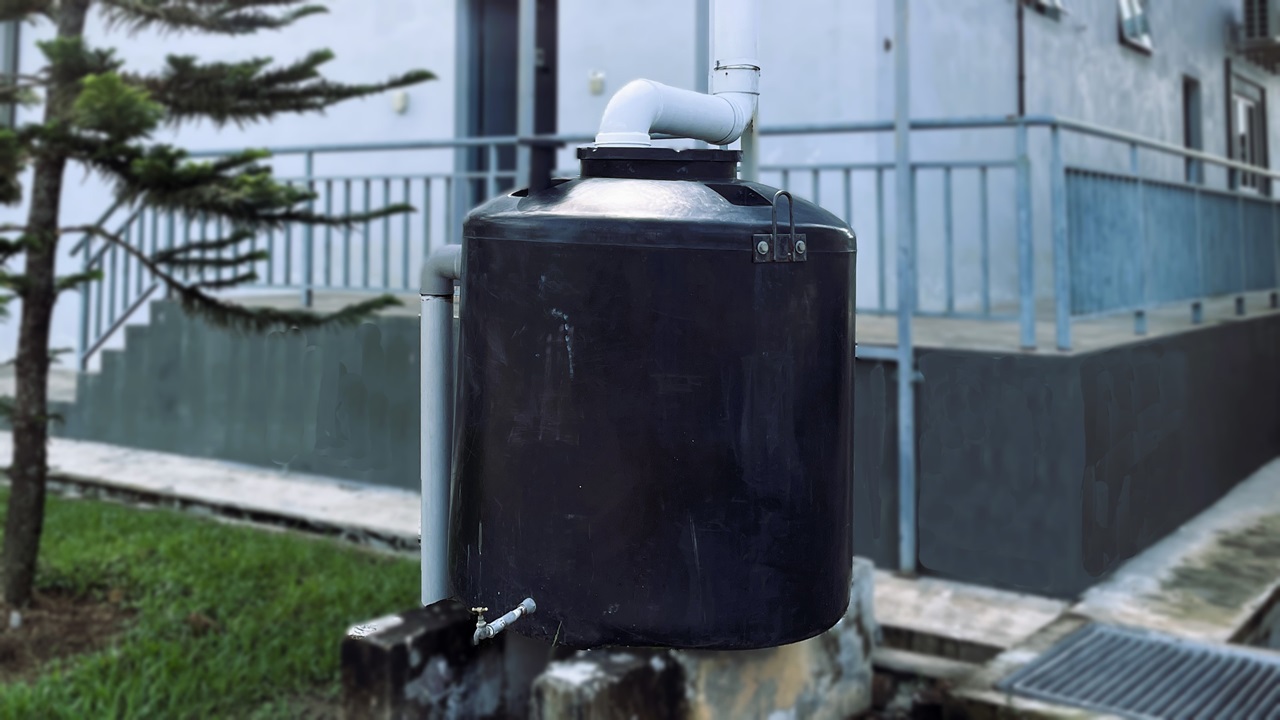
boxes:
[0,487,418,718]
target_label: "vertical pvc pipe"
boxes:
[893,0,917,575]
[713,0,758,68]
[423,178,433,257]
[695,0,711,96]
[420,292,454,606]
[516,0,536,189]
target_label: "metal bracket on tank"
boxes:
[753,190,807,264]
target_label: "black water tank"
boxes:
[449,146,856,650]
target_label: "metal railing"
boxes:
[757,160,1020,321]
[756,115,1280,351]
[74,136,532,369]
[74,116,1280,368]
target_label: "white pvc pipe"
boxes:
[712,0,759,74]
[420,294,453,606]
[420,245,462,606]
[594,0,759,147]
[596,80,752,147]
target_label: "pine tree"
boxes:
[0,0,434,606]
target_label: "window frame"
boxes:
[1027,0,1066,20]
[1183,75,1204,185]
[1117,0,1153,54]
[1227,68,1271,195]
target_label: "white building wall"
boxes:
[0,0,456,366]
[2,0,1278,362]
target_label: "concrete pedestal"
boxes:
[529,558,878,719]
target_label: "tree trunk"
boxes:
[1,0,90,607]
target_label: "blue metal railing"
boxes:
[758,115,1280,351]
[75,115,1280,368]
[1065,169,1279,316]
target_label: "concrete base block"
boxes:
[674,557,878,720]
[530,651,683,720]
[341,599,508,720]
[527,558,878,719]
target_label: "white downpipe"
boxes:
[595,0,760,148]
[420,245,462,606]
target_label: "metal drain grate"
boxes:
[996,623,1280,719]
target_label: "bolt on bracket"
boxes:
[753,190,807,263]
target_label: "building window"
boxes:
[1231,76,1268,192]
[1227,68,1269,194]
[1183,76,1204,184]
[1118,0,1152,52]
[0,21,18,129]
[1028,0,1065,20]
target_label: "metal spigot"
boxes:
[472,598,537,645]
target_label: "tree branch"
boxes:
[0,0,54,23]
[63,139,417,231]
[99,0,327,36]
[71,224,401,332]
[126,51,434,128]
[54,269,103,293]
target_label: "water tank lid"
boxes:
[578,146,741,181]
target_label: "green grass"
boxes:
[0,488,418,719]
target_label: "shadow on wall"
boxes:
[64,301,421,490]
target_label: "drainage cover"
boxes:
[996,623,1280,719]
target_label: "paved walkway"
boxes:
[5,430,1279,718]
[0,431,419,550]
[954,455,1280,716]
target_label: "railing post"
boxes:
[1016,121,1035,350]
[893,0,917,576]
[944,166,954,314]
[876,167,887,311]
[980,165,991,316]
[77,234,91,371]
[1131,142,1146,336]
[487,144,499,200]
[165,211,175,299]
[1195,187,1205,313]
[1238,193,1246,315]
[1051,125,1071,351]
[302,151,315,308]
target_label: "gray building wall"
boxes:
[851,0,1280,315]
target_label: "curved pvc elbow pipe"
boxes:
[594,79,757,148]
[419,244,461,297]
[595,0,759,148]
